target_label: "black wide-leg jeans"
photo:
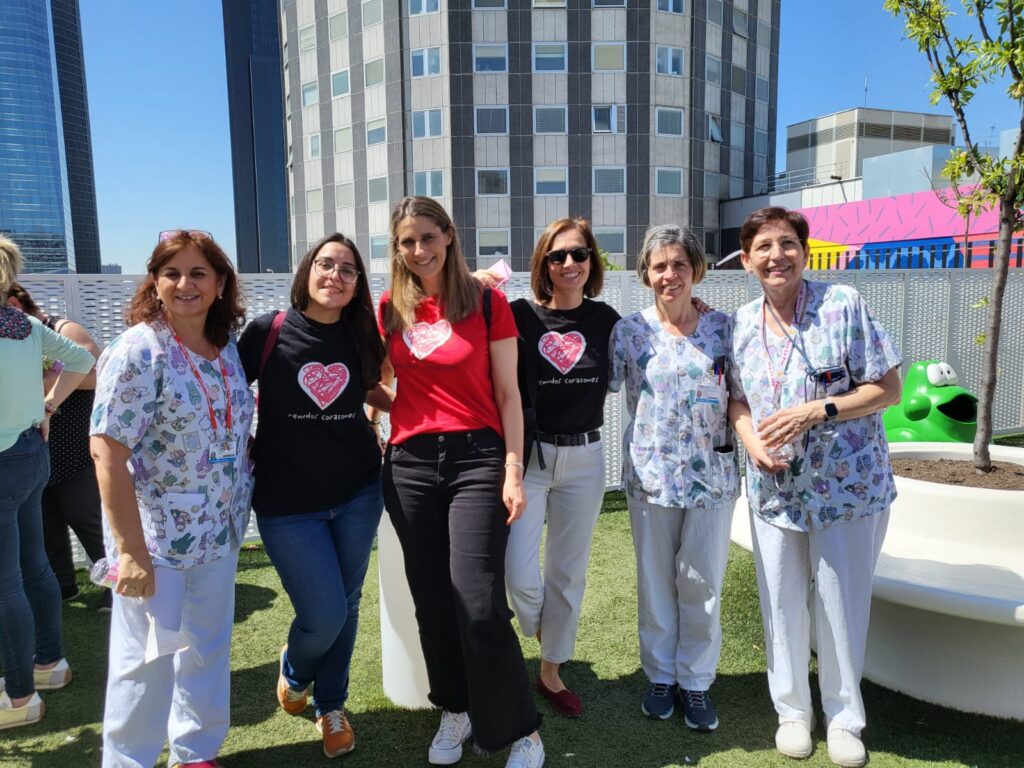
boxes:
[383,428,541,751]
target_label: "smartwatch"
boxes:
[823,398,839,422]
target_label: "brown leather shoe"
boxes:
[536,676,583,718]
[276,645,308,715]
[317,710,355,758]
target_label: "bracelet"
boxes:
[504,462,525,470]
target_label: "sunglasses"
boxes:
[159,229,212,243]
[545,246,592,265]
[313,257,361,284]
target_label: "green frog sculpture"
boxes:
[883,360,978,442]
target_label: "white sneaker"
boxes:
[505,735,544,768]
[775,720,813,759]
[0,692,44,731]
[428,710,472,765]
[827,727,867,768]
[34,658,72,690]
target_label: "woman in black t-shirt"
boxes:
[237,234,392,759]
[506,218,620,719]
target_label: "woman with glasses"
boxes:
[728,207,901,768]
[90,230,254,767]
[373,196,543,768]
[504,219,619,719]
[237,234,391,759]
[608,224,739,733]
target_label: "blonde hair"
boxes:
[383,196,481,333]
[0,235,24,299]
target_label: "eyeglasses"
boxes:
[313,257,360,284]
[545,246,592,265]
[159,229,212,242]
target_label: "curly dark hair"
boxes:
[126,231,245,348]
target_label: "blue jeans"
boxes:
[0,428,63,699]
[257,478,383,716]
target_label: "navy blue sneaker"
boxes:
[679,688,719,732]
[641,682,678,720]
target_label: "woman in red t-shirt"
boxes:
[375,196,544,768]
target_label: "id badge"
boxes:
[694,384,724,406]
[209,435,236,464]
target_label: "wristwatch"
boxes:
[823,398,838,422]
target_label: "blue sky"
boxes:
[80,0,1021,274]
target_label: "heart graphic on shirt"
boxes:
[404,320,452,360]
[298,362,350,410]
[538,331,586,375]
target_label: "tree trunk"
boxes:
[973,194,1014,471]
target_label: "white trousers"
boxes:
[506,439,605,664]
[750,509,889,737]
[102,550,238,768]
[627,496,734,690]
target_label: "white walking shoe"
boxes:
[827,727,867,768]
[428,710,472,765]
[505,735,545,768]
[775,720,814,759]
[0,692,44,731]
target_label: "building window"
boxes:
[733,8,749,37]
[298,24,316,51]
[414,170,444,197]
[707,0,722,25]
[657,0,683,12]
[473,0,506,7]
[308,134,321,159]
[329,11,347,39]
[366,118,387,146]
[593,43,626,71]
[593,0,625,6]
[594,228,626,257]
[593,167,625,194]
[593,104,626,133]
[534,0,566,6]
[533,43,567,72]
[364,58,385,87]
[706,54,722,84]
[334,127,352,153]
[337,182,354,208]
[306,187,323,212]
[656,46,684,76]
[535,167,568,195]
[534,106,567,134]
[331,70,350,98]
[367,176,389,203]
[704,171,720,198]
[754,129,769,155]
[412,109,443,138]
[656,107,683,136]
[708,115,724,143]
[730,121,745,150]
[477,168,510,196]
[363,0,383,27]
[474,44,508,73]
[475,106,509,134]
[410,0,439,14]
[370,235,389,260]
[756,76,770,102]
[478,229,510,258]
[730,176,745,198]
[411,47,442,77]
[301,81,318,107]
[656,168,683,196]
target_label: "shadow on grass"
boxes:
[234,582,276,622]
[0,724,103,768]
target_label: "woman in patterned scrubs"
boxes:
[609,224,739,733]
[728,207,901,768]
[90,231,255,768]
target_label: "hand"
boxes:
[757,402,818,451]
[747,437,790,473]
[471,268,501,289]
[116,550,155,599]
[691,296,714,314]
[503,475,526,525]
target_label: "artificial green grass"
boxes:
[2,492,1021,767]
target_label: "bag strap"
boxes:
[259,311,285,378]
[482,288,492,341]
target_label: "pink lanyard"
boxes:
[172,333,232,434]
[760,281,807,404]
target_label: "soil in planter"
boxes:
[891,458,1024,491]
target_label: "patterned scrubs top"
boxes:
[91,321,255,568]
[609,307,739,509]
[729,280,902,532]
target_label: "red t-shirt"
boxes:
[379,289,518,444]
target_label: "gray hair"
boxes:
[0,235,24,299]
[636,224,707,286]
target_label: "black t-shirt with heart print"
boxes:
[238,308,381,517]
[511,298,621,436]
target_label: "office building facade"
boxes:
[280,0,779,272]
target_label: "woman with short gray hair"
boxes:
[609,223,738,732]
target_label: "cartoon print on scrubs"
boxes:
[91,320,256,568]
[729,280,902,532]
[609,308,739,510]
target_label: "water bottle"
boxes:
[90,558,118,588]
[768,442,795,464]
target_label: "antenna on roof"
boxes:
[864,76,869,107]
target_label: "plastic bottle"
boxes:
[90,558,118,588]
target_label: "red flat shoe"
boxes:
[536,676,583,718]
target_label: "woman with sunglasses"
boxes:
[728,208,900,768]
[237,234,391,759]
[373,196,543,768]
[504,219,619,719]
[90,230,254,767]
[608,224,739,733]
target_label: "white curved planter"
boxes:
[730,442,1024,721]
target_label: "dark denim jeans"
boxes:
[383,428,540,752]
[0,428,63,699]
[257,478,383,716]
